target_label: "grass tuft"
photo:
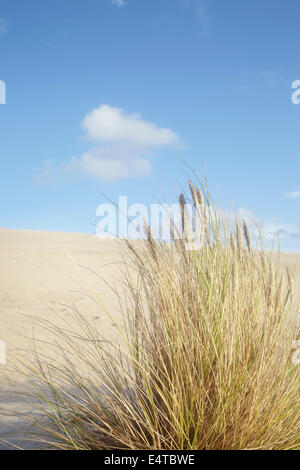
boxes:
[14,180,300,450]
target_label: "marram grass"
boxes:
[15,180,300,450]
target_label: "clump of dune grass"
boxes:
[15,179,300,450]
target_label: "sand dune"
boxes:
[0,228,128,449]
[0,228,300,449]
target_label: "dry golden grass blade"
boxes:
[230,232,236,253]
[243,221,252,254]
[188,180,199,209]
[235,221,243,255]
[179,193,187,235]
[286,267,293,300]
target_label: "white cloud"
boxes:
[284,191,300,199]
[0,18,7,35]
[64,105,180,181]
[82,105,179,146]
[66,143,152,182]
[68,155,151,182]
[111,0,125,6]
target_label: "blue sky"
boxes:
[0,0,300,250]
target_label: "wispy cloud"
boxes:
[218,205,300,244]
[284,191,300,199]
[0,18,7,35]
[196,1,210,36]
[34,160,58,186]
[111,0,125,7]
[236,207,300,242]
[262,221,300,240]
[178,0,211,36]
[64,104,180,182]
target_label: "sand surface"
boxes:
[0,228,300,449]
[0,228,128,449]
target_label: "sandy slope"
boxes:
[0,228,300,449]
[0,228,128,449]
